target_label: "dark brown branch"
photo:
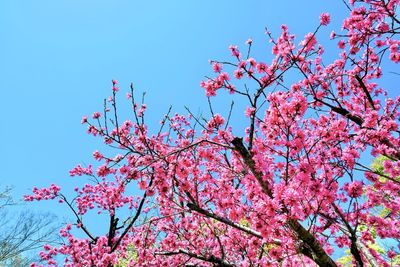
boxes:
[59,194,97,242]
[314,98,364,125]
[231,137,338,267]
[155,249,234,267]
[355,75,375,110]
[187,203,282,243]
[287,219,338,267]
[107,214,118,247]
[111,175,152,253]
[356,241,379,267]
[231,137,272,196]
[332,203,364,267]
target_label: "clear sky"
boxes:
[0,0,363,223]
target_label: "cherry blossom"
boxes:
[26,1,400,266]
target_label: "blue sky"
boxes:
[0,0,365,225]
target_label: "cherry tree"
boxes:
[26,0,399,266]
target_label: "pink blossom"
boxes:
[207,114,225,129]
[234,69,243,79]
[26,2,400,266]
[338,39,346,49]
[81,116,88,124]
[388,250,396,259]
[245,107,255,118]
[93,151,104,161]
[344,181,363,198]
[92,112,101,119]
[228,45,241,58]
[320,12,331,26]
[212,62,222,73]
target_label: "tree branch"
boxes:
[155,249,234,267]
[231,137,338,267]
[187,202,281,245]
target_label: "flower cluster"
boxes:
[27,1,400,266]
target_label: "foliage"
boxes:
[114,245,137,267]
[26,1,400,266]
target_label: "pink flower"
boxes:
[81,116,88,124]
[245,107,256,118]
[338,40,346,49]
[146,188,155,196]
[137,104,147,117]
[138,180,147,190]
[344,181,363,198]
[234,69,243,79]
[69,164,93,176]
[207,114,225,129]
[93,150,104,161]
[96,164,110,177]
[388,250,396,259]
[92,112,101,119]
[256,62,267,73]
[320,13,331,26]
[228,45,241,58]
[300,32,317,52]
[212,62,222,73]
[247,58,256,67]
